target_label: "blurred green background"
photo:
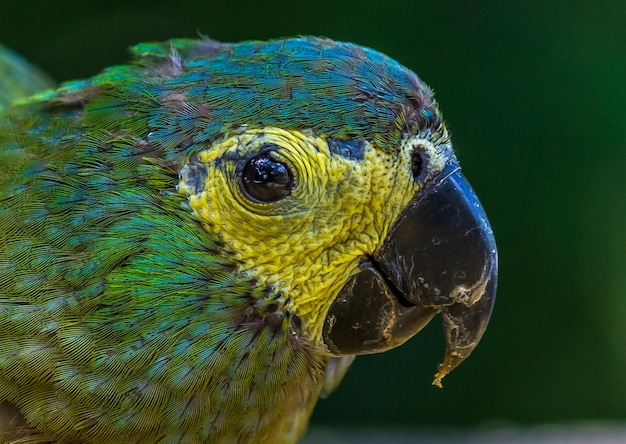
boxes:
[2,0,624,435]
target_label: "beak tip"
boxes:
[432,346,474,388]
[434,259,497,387]
[432,366,449,389]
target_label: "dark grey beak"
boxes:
[322,163,497,386]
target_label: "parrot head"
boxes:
[163,37,497,385]
[0,36,497,441]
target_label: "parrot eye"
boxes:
[239,152,294,203]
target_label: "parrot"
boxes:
[0,36,497,443]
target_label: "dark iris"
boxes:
[240,153,294,202]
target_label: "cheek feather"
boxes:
[177,127,417,342]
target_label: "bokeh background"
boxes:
[2,0,624,440]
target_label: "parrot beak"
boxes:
[322,163,497,386]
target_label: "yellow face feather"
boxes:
[178,127,448,341]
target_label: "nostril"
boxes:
[411,147,429,182]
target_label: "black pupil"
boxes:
[241,154,293,202]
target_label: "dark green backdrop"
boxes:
[2,0,624,431]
